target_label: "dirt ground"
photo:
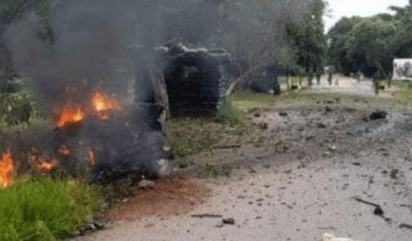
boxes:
[67,76,412,241]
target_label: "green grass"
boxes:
[389,79,412,105]
[274,85,412,109]
[0,117,50,137]
[167,117,229,160]
[0,175,100,241]
[277,75,301,86]
[167,93,275,161]
[227,93,274,124]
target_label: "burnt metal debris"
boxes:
[370,109,387,120]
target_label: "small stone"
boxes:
[223,218,235,224]
[179,163,188,168]
[279,111,288,116]
[327,145,336,152]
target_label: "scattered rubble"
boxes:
[370,109,387,120]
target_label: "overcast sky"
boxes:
[323,0,410,33]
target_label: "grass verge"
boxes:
[0,175,101,241]
[167,93,275,165]
[275,87,412,109]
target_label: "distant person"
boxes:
[327,68,333,85]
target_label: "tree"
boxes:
[344,17,398,79]
[282,0,327,85]
[391,6,412,58]
[327,16,362,74]
[218,0,323,94]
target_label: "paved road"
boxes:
[70,155,412,241]
[313,75,376,96]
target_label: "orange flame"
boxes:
[28,147,59,175]
[56,104,85,127]
[90,90,121,119]
[0,149,13,188]
[58,145,70,156]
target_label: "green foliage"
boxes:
[344,17,398,78]
[216,96,242,126]
[282,0,327,76]
[392,6,412,58]
[0,175,100,241]
[0,0,54,46]
[327,1,412,78]
[63,180,100,224]
[327,16,363,73]
[88,180,131,210]
[167,117,226,159]
[167,93,274,159]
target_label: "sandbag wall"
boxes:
[159,44,231,117]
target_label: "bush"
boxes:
[216,96,240,126]
[0,175,100,241]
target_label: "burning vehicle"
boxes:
[0,82,173,187]
[0,0,240,187]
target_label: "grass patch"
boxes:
[167,117,230,159]
[228,93,274,124]
[390,80,412,106]
[274,87,412,109]
[167,93,275,161]
[277,76,301,85]
[0,117,49,137]
[198,163,231,178]
[0,175,100,241]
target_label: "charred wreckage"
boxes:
[0,43,238,187]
